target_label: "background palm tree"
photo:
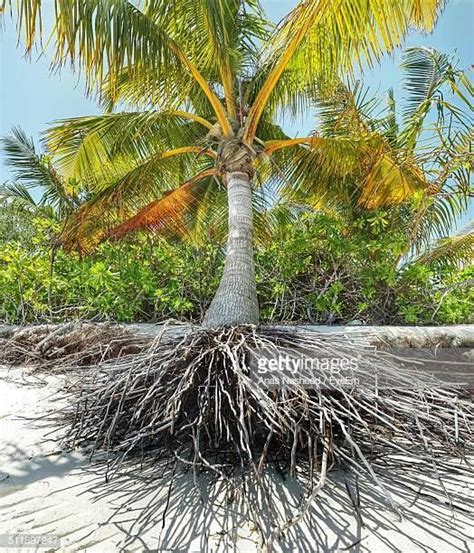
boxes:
[294,46,472,265]
[3,0,446,326]
[0,127,87,218]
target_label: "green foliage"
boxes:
[396,263,474,324]
[0,213,223,323]
[1,209,471,325]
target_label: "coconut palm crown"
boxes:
[297,46,472,261]
[2,0,447,326]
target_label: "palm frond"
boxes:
[58,147,215,252]
[252,190,299,245]
[401,47,454,121]
[264,130,427,211]
[400,47,472,150]
[148,0,268,118]
[1,126,77,216]
[358,153,426,209]
[244,0,445,141]
[3,0,177,94]
[410,225,474,268]
[109,168,217,241]
[405,123,473,250]
[0,182,38,209]
[2,127,52,186]
[183,175,228,245]
[266,135,368,208]
[407,182,472,254]
[3,0,231,132]
[315,81,381,138]
[44,111,214,185]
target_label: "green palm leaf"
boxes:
[410,224,474,268]
[44,110,213,183]
[0,182,38,209]
[1,127,78,216]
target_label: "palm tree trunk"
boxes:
[203,171,259,327]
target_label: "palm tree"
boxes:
[297,46,472,264]
[0,127,86,218]
[3,0,446,327]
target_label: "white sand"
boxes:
[0,365,472,552]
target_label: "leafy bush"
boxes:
[0,212,222,323]
[0,209,471,325]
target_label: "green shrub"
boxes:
[0,209,471,325]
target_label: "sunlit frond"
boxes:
[315,81,381,137]
[147,0,268,118]
[264,137,316,155]
[44,111,214,185]
[98,0,266,116]
[244,0,446,142]
[358,153,426,209]
[109,168,216,241]
[298,48,470,237]
[3,0,176,93]
[2,0,232,133]
[58,146,215,253]
[266,135,369,207]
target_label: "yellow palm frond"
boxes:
[244,0,445,143]
[3,0,232,134]
[358,154,426,209]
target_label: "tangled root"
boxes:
[0,323,148,369]
[55,325,473,549]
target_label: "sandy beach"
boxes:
[0,363,472,552]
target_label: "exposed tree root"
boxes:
[42,325,473,551]
[0,323,148,369]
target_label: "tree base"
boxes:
[2,324,472,550]
[47,324,474,550]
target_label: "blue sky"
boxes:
[0,0,473,223]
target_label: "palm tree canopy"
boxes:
[293,46,472,263]
[1,0,449,251]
